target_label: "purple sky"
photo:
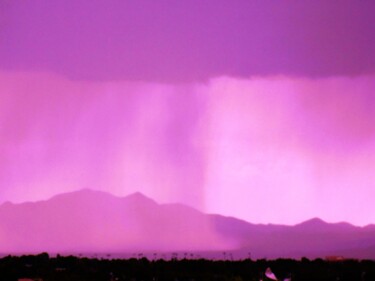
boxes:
[1,1,375,226]
[1,0,375,81]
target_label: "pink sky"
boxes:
[1,72,375,226]
[1,1,375,227]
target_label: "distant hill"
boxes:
[0,189,374,259]
[0,189,232,254]
[210,214,375,259]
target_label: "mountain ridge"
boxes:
[0,189,374,259]
[0,189,369,228]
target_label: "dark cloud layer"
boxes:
[1,0,375,82]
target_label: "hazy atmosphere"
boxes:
[1,0,375,228]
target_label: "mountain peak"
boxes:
[294,218,328,229]
[50,188,113,200]
[0,201,14,209]
[300,217,327,225]
[123,191,158,205]
[47,189,158,208]
[126,191,148,199]
[294,217,357,233]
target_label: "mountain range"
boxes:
[0,189,374,260]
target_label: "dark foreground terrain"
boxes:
[1,253,374,281]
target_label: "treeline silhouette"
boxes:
[0,253,374,281]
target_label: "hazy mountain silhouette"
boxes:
[0,189,374,259]
[209,215,375,259]
[0,189,232,254]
